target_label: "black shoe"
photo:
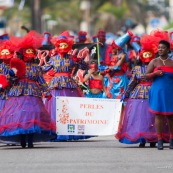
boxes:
[169,139,173,149]
[20,135,26,148]
[139,142,146,148]
[157,140,163,150]
[150,142,156,148]
[28,144,34,148]
[21,141,26,148]
[27,134,34,148]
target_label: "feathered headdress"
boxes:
[16,30,43,50]
[51,30,74,54]
[0,39,18,61]
[150,29,169,42]
[11,30,43,61]
[139,34,159,62]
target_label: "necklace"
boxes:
[159,57,169,66]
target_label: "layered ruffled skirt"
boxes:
[116,99,169,143]
[0,96,56,143]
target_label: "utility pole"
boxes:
[31,0,41,33]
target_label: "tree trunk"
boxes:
[30,0,42,33]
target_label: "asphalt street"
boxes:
[0,135,173,173]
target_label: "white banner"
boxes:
[56,97,122,136]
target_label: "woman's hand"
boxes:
[154,70,164,76]
[142,70,164,79]
[88,69,95,74]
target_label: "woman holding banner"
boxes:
[42,31,90,141]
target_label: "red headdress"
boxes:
[51,30,74,55]
[150,29,169,42]
[14,30,43,62]
[97,30,106,38]
[0,39,17,63]
[139,34,159,63]
[78,30,87,42]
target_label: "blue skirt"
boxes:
[149,73,173,115]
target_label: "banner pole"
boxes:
[96,38,100,66]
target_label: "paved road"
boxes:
[0,135,173,173]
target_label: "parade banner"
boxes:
[72,43,98,60]
[56,97,122,136]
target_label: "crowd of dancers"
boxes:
[0,27,173,150]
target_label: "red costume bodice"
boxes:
[89,79,103,90]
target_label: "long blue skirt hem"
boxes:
[0,125,56,143]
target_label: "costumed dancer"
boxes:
[115,34,167,147]
[99,31,132,99]
[83,60,106,98]
[146,39,173,150]
[42,30,89,141]
[0,34,26,145]
[0,30,56,148]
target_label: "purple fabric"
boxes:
[44,88,92,140]
[0,96,56,142]
[117,99,169,142]
[0,100,6,112]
